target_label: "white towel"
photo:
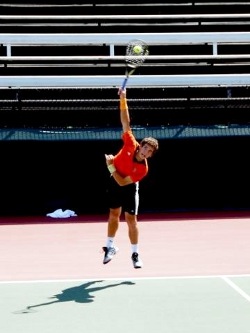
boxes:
[46,208,77,218]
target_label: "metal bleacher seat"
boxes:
[1,1,250,34]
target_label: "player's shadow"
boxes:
[13,280,135,314]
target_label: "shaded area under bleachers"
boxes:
[0,87,250,130]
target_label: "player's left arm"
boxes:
[105,154,133,186]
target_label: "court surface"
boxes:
[0,212,250,333]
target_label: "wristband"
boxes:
[120,98,128,111]
[108,164,116,174]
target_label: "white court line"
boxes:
[0,273,250,284]
[222,276,250,303]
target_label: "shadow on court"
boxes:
[14,280,135,314]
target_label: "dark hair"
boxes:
[140,137,159,154]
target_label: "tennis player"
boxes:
[103,88,159,268]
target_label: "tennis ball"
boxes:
[133,45,142,54]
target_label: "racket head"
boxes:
[125,39,149,68]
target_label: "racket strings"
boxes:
[125,39,149,68]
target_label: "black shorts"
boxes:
[106,176,139,215]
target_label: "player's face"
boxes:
[137,143,154,160]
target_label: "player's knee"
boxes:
[109,207,121,219]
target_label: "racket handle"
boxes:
[121,77,128,90]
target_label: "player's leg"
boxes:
[124,182,143,268]
[125,211,139,245]
[102,175,123,264]
[124,212,143,269]
[103,207,121,264]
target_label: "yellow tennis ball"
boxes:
[133,45,142,54]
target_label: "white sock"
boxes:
[131,244,138,254]
[106,237,115,248]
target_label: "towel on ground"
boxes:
[46,208,77,218]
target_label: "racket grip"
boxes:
[121,77,128,90]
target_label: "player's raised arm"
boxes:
[118,88,131,133]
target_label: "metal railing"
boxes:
[1,32,250,88]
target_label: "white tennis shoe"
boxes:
[131,252,143,269]
[102,246,119,264]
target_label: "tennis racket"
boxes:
[121,39,149,90]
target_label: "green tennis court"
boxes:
[1,275,250,333]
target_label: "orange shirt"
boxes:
[113,130,148,183]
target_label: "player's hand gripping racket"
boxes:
[121,39,149,90]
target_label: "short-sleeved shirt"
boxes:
[113,130,148,183]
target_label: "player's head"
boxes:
[140,137,159,158]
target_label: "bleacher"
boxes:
[1,1,250,34]
[1,1,250,215]
[0,1,250,136]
